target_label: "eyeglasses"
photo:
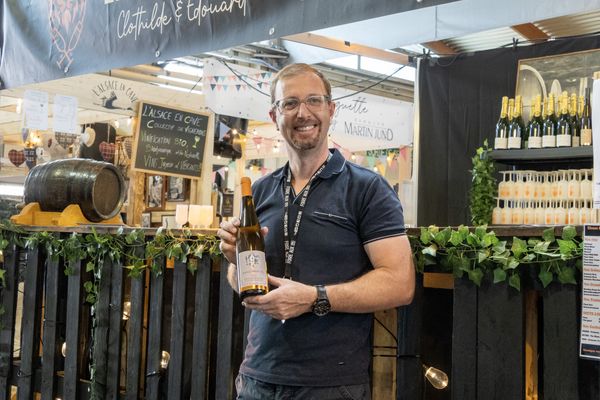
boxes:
[273,95,331,114]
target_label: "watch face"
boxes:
[313,299,331,317]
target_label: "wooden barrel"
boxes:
[24,158,126,222]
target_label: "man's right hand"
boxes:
[217,218,269,264]
[217,217,240,264]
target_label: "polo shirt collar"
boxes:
[272,148,346,181]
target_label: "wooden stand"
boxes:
[10,203,123,227]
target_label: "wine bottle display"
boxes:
[528,95,543,149]
[542,94,557,148]
[508,95,525,149]
[494,96,509,150]
[581,87,592,146]
[556,91,571,147]
[569,93,580,147]
[236,176,269,300]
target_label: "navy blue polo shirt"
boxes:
[240,148,406,387]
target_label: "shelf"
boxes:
[489,146,593,166]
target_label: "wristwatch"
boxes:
[312,285,331,316]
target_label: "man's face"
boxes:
[269,72,335,152]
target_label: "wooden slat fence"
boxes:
[0,233,242,399]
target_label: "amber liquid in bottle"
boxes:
[236,177,269,300]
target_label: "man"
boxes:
[217,63,415,400]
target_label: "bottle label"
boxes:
[572,136,580,147]
[528,137,542,148]
[556,134,571,147]
[494,137,508,150]
[582,128,592,146]
[507,137,521,149]
[542,135,556,148]
[237,250,268,292]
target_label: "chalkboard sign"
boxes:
[132,102,211,178]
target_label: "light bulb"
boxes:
[424,365,449,389]
[61,342,67,357]
[122,301,131,320]
[160,350,171,370]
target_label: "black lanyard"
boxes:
[282,154,331,279]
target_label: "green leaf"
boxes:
[508,273,521,291]
[434,228,451,247]
[475,225,488,239]
[557,239,577,256]
[561,225,577,241]
[0,269,5,287]
[477,249,489,263]
[449,230,464,246]
[420,227,433,245]
[511,237,528,259]
[538,269,553,288]
[542,227,555,242]
[492,240,507,254]
[493,267,506,283]
[558,267,577,285]
[533,241,550,252]
[482,232,498,248]
[86,261,95,273]
[506,258,520,270]
[466,233,480,247]
[468,268,484,287]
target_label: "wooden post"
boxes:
[127,102,145,226]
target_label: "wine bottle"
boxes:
[528,95,543,149]
[556,92,571,147]
[569,93,580,147]
[494,96,509,150]
[542,94,557,148]
[236,176,269,299]
[508,96,525,149]
[581,87,592,146]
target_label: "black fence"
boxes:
[0,234,244,400]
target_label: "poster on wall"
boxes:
[580,225,600,360]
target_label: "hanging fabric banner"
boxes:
[0,0,457,89]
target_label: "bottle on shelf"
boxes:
[580,87,592,146]
[528,94,543,149]
[508,95,525,149]
[494,96,509,150]
[236,176,269,300]
[542,93,557,148]
[569,93,580,147]
[556,91,572,147]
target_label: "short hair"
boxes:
[270,63,332,105]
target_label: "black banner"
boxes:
[0,0,457,89]
[132,102,209,178]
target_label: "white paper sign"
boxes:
[330,88,413,152]
[23,90,49,130]
[53,95,79,133]
[580,225,600,360]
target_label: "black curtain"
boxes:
[418,35,600,226]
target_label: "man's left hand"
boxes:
[242,275,317,321]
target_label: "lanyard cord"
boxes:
[282,154,331,279]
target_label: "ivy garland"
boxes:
[0,221,586,396]
[0,220,221,398]
[410,224,583,291]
